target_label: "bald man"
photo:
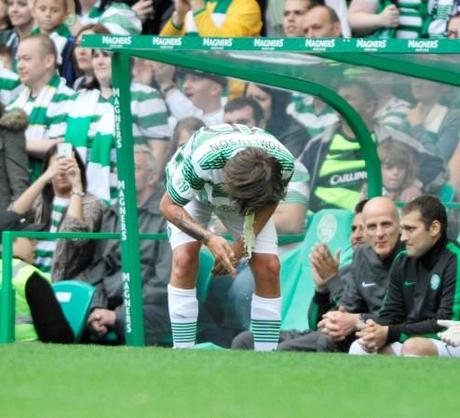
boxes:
[304,4,342,38]
[315,196,403,352]
[7,34,75,178]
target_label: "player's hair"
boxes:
[22,34,58,64]
[224,147,287,215]
[354,199,369,214]
[403,195,448,238]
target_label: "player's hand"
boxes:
[355,319,388,352]
[309,244,339,291]
[318,307,358,341]
[212,239,245,277]
[438,320,460,346]
[205,234,236,277]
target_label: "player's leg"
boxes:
[408,338,460,358]
[250,252,281,351]
[167,200,211,348]
[401,337,438,357]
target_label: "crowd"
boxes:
[0,0,459,356]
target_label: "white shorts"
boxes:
[167,199,278,254]
[391,339,460,358]
[349,339,460,358]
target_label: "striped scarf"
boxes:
[35,196,69,274]
[376,0,456,38]
[65,89,116,205]
[7,74,61,180]
[80,0,142,35]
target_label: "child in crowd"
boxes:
[0,0,34,60]
[378,139,422,201]
[31,0,75,85]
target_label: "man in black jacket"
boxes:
[351,195,460,357]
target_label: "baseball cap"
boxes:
[0,211,45,243]
[178,69,228,89]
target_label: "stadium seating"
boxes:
[280,209,354,331]
[53,280,95,342]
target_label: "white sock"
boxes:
[250,294,281,352]
[168,284,198,349]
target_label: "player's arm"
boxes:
[160,193,237,276]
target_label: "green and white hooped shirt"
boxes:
[165,124,295,210]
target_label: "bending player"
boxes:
[160,124,294,350]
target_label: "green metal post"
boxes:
[0,231,15,343]
[111,52,145,346]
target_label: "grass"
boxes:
[1,343,459,418]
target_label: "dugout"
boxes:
[1,37,460,346]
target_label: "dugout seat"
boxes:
[280,209,354,331]
[439,184,457,203]
[53,280,95,342]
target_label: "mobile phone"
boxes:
[57,143,72,158]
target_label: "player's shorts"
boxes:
[349,339,460,357]
[167,199,278,254]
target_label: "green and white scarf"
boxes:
[7,74,61,180]
[185,0,232,35]
[80,0,141,35]
[65,89,116,205]
[35,196,69,273]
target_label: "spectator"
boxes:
[31,0,75,85]
[161,124,295,350]
[11,144,104,280]
[0,106,29,211]
[403,78,460,172]
[0,61,22,105]
[231,199,368,351]
[286,3,341,140]
[377,140,422,201]
[160,0,262,37]
[72,24,109,91]
[223,96,266,128]
[0,210,74,343]
[348,0,458,38]
[66,48,170,205]
[300,79,446,212]
[68,0,142,36]
[447,13,460,37]
[351,195,460,357]
[168,116,205,161]
[304,4,342,38]
[85,145,172,345]
[0,0,34,60]
[0,0,10,31]
[6,34,76,181]
[0,44,13,70]
[283,0,313,37]
[245,82,309,158]
[154,65,226,128]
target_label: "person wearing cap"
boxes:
[153,65,227,128]
[0,211,73,343]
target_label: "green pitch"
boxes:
[1,344,458,418]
